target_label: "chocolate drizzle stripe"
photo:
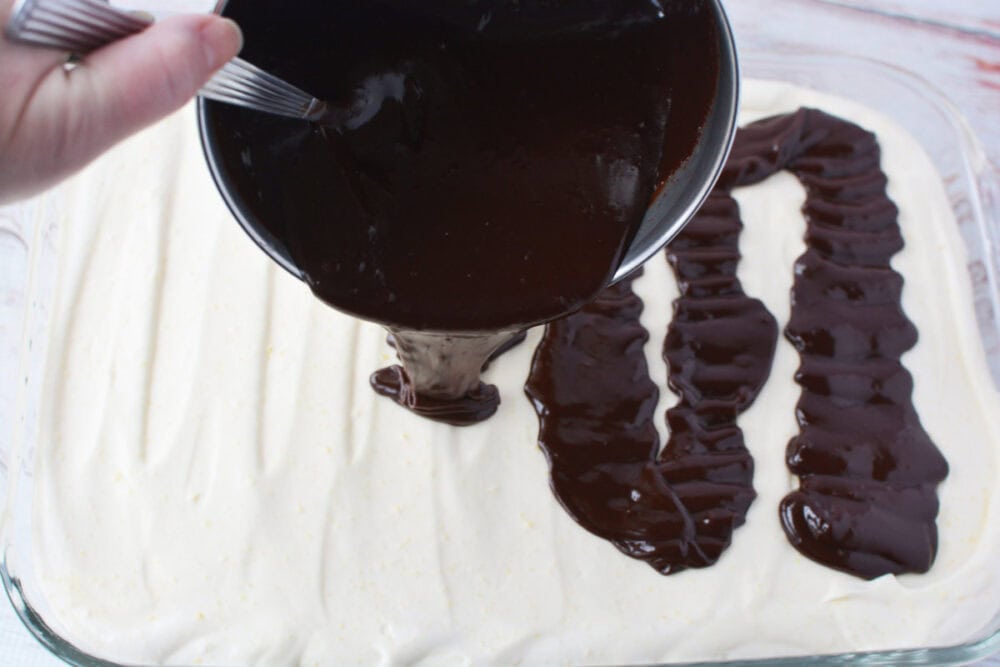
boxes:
[721,108,948,579]
[525,189,778,574]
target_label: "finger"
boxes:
[71,13,243,146]
[0,14,242,202]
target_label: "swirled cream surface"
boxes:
[31,82,1000,665]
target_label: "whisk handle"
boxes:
[4,0,322,121]
[5,0,151,54]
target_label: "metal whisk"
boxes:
[4,0,330,122]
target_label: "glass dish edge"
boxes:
[0,49,998,667]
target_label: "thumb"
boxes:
[0,13,242,202]
[75,14,244,143]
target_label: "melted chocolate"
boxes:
[372,330,526,425]
[719,109,949,579]
[383,330,527,371]
[371,329,522,425]
[524,191,778,573]
[205,0,720,424]
[525,108,948,578]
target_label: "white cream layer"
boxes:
[30,82,1000,666]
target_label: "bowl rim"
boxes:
[195,0,741,291]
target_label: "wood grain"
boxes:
[726,0,1000,174]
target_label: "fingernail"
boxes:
[201,17,244,70]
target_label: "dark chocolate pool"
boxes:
[199,0,727,423]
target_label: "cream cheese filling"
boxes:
[30,81,1000,666]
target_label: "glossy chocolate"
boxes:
[371,330,526,425]
[205,0,720,423]
[719,108,949,579]
[525,108,948,578]
[371,328,523,425]
[524,190,778,574]
[206,0,719,332]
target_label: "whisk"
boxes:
[4,0,332,122]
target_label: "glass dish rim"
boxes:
[2,48,1000,667]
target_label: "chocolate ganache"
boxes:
[524,193,778,574]
[715,108,949,580]
[204,0,720,424]
[525,108,949,579]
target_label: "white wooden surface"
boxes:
[727,0,1000,171]
[1,0,999,664]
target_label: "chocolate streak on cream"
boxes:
[206,0,720,425]
[720,108,948,579]
[372,329,524,425]
[524,193,778,573]
[373,328,526,425]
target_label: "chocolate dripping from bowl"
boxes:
[196,0,739,424]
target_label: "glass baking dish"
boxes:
[1,50,999,667]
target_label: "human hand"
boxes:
[0,1,242,204]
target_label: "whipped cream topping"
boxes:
[29,82,1000,665]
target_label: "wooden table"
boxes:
[728,0,1000,170]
